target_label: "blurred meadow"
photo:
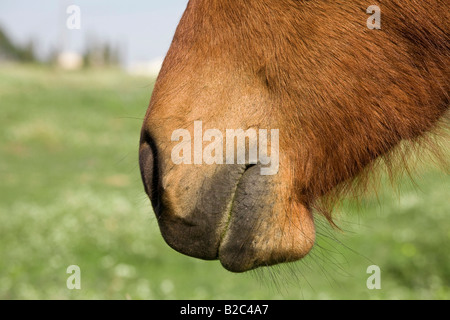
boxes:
[0,63,449,300]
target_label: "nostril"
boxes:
[139,130,162,216]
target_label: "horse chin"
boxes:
[152,163,316,273]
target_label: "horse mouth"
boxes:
[217,163,257,244]
[216,164,277,271]
[140,140,315,272]
[154,164,265,271]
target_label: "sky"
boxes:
[0,0,189,66]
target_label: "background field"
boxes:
[0,64,449,300]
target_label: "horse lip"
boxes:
[217,163,278,272]
[153,163,256,262]
[216,163,258,257]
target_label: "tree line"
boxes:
[0,26,122,67]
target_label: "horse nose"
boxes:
[139,130,162,216]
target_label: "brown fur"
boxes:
[157,0,448,218]
[140,0,449,270]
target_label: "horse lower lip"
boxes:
[218,165,275,271]
[217,164,258,255]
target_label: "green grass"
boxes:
[0,64,449,300]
